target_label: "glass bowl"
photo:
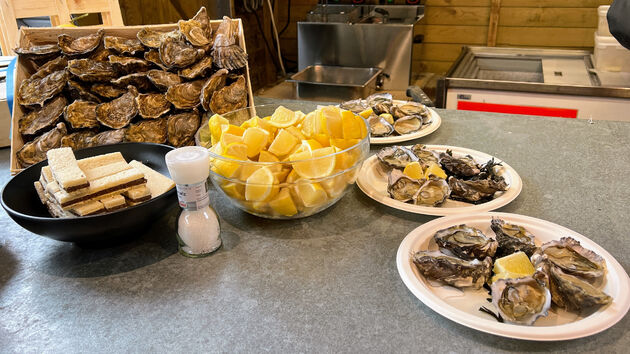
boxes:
[196,103,370,219]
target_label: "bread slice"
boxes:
[123,185,152,203]
[129,161,175,198]
[100,194,127,212]
[70,200,106,217]
[83,161,132,181]
[47,147,89,192]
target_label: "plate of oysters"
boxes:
[356,144,522,216]
[397,212,630,340]
[339,93,441,144]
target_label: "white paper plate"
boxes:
[356,145,522,216]
[370,108,442,145]
[396,212,630,341]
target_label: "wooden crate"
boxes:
[10,20,254,174]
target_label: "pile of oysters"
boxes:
[340,93,430,137]
[413,218,612,325]
[378,145,508,206]
[14,7,249,168]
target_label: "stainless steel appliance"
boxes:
[288,65,382,101]
[297,4,423,92]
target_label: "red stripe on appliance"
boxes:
[457,101,578,118]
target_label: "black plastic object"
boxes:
[1,143,177,244]
[406,85,435,107]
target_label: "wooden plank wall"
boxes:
[415,0,612,74]
[275,0,318,69]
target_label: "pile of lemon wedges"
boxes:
[206,105,368,217]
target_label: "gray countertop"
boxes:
[1,98,629,353]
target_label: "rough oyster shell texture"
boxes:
[108,55,151,73]
[433,224,498,260]
[125,119,167,143]
[31,56,68,80]
[200,69,228,110]
[448,176,508,203]
[212,17,248,70]
[137,28,180,49]
[14,43,60,57]
[104,36,145,55]
[159,36,204,69]
[19,95,67,137]
[57,29,103,56]
[166,80,205,109]
[96,86,139,129]
[491,275,552,325]
[18,69,68,107]
[412,251,492,289]
[377,146,418,169]
[179,56,213,79]
[90,129,125,146]
[16,123,67,167]
[136,93,171,119]
[144,49,168,70]
[387,169,421,203]
[167,111,201,147]
[91,83,126,99]
[111,72,153,91]
[179,19,211,47]
[61,130,97,150]
[146,70,182,91]
[64,100,99,129]
[210,76,247,114]
[440,151,481,177]
[66,80,102,103]
[491,217,537,258]
[67,59,117,82]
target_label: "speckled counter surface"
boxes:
[1,98,629,353]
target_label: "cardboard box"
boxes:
[11,21,254,174]
[0,56,15,148]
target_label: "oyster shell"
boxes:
[31,56,68,80]
[200,69,228,110]
[19,95,66,137]
[96,86,139,129]
[89,47,114,61]
[414,178,450,206]
[178,19,211,47]
[366,92,392,107]
[433,224,498,260]
[125,119,167,144]
[166,79,205,109]
[17,69,67,107]
[448,176,508,203]
[372,102,392,116]
[387,169,422,202]
[91,83,126,99]
[491,275,551,325]
[67,59,117,82]
[545,264,612,311]
[104,36,144,55]
[399,102,429,117]
[137,28,180,49]
[179,56,213,79]
[167,111,201,147]
[440,150,481,177]
[61,130,97,150]
[209,75,248,114]
[491,218,537,258]
[108,55,151,73]
[377,146,417,169]
[159,36,205,69]
[89,129,125,146]
[63,100,99,129]
[393,116,422,135]
[532,237,606,283]
[136,93,171,119]
[410,144,440,168]
[339,99,368,113]
[146,69,182,91]
[192,7,212,41]
[368,116,394,137]
[66,80,102,103]
[57,29,103,55]
[111,72,153,91]
[144,49,169,70]
[412,251,492,289]
[212,16,248,70]
[14,43,60,58]
[16,123,67,168]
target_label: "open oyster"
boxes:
[491,218,537,258]
[111,72,153,91]
[410,144,440,168]
[146,69,182,92]
[136,93,171,119]
[387,169,421,202]
[545,264,612,311]
[179,56,213,79]
[89,129,125,146]
[67,80,101,103]
[399,102,429,117]
[67,59,117,82]
[16,123,67,168]
[366,92,393,107]
[96,86,139,129]
[200,69,228,110]
[209,75,247,114]
[368,116,394,137]
[377,146,417,169]
[19,95,66,137]
[61,130,97,150]
[159,36,205,69]
[532,237,606,283]
[433,224,497,260]
[104,36,144,55]
[14,43,60,58]
[412,251,492,289]
[212,16,248,70]
[414,178,450,206]
[18,69,67,107]
[440,151,481,177]
[137,28,180,49]
[91,83,126,99]
[339,99,368,113]
[125,119,167,143]
[393,116,422,135]
[491,275,551,325]
[31,56,67,80]
[372,102,393,116]
[178,19,211,47]
[144,50,169,70]
[166,80,205,109]
[57,29,103,55]
[448,176,508,203]
[108,55,151,73]
[167,111,201,147]
[64,100,99,129]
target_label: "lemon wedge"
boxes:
[423,163,447,180]
[291,147,336,179]
[359,108,373,119]
[321,106,343,138]
[294,182,328,207]
[491,251,535,283]
[220,132,243,147]
[242,127,269,158]
[209,114,229,145]
[223,142,248,161]
[300,110,321,138]
[269,106,298,128]
[221,182,245,199]
[403,161,424,180]
[268,188,298,217]
[341,110,364,140]
[245,166,275,201]
[268,129,299,157]
[222,124,245,137]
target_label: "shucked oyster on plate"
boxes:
[448,176,508,204]
[412,250,492,289]
[532,237,607,283]
[57,29,103,56]
[491,275,552,325]
[159,36,205,69]
[63,100,99,129]
[104,36,145,55]
[212,16,248,70]
[17,69,67,107]
[166,79,205,109]
[67,59,117,82]
[146,69,182,92]
[18,95,67,137]
[491,217,537,258]
[200,69,228,111]
[387,169,421,203]
[167,111,201,147]
[377,145,417,169]
[125,119,167,144]
[16,123,67,168]
[414,178,450,206]
[209,75,247,114]
[136,93,171,119]
[96,86,139,129]
[543,262,612,311]
[440,150,481,177]
[433,224,498,260]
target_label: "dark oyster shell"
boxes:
[96,86,139,129]
[104,36,144,55]
[108,55,151,73]
[178,19,210,47]
[17,69,67,107]
[440,151,481,177]
[192,7,212,40]
[433,224,498,260]
[448,176,508,204]
[19,95,67,137]
[16,123,67,168]
[125,119,167,143]
[159,36,204,69]
[533,237,606,282]
[546,264,611,311]
[179,56,213,79]
[167,111,200,147]
[212,17,248,70]
[200,69,228,110]
[491,217,537,258]
[66,80,102,103]
[61,130,97,150]
[67,59,117,82]
[410,144,440,168]
[91,83,126,99]
[387,169,421,203]
[210,75,247,114]
[412,250,492,290]
[57,29,104,55]
[89,47,114,61]
[146,69,181,91]
[111,72,153,91]
[64,100,99,129]
[31,56,67,80]
[14,43,60,58]
[136,93,171,119]
[144,49,169,70]
[166,79,205,109]
[89,129,125,146]
[137,28,180,49]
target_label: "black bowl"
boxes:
[1,143,178,244]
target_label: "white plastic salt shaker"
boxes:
[165,146,221,257]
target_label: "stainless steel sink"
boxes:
[288,65,383,101]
